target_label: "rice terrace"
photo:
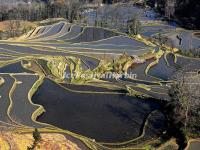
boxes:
[0,0,199,150]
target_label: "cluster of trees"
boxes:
[0,0,133,39]
[0,0,128,23]
[90,2,142,32]
[0,0,136,33]
[5,20,23,38]
[0,0,91,22]
[166,69,200,148]
[128,14,142,35]
[0,19,37,39]
[0,0,92,39]
[146,0,200,29]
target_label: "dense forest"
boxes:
[0,0,89,22]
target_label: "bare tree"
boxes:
[6,20,16,37]
[128,13,142,35]
[169,68,200,136]
[165,0,176,20]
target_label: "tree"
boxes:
[6,20,16,38]
[165,0,176,20]
[33,128,41,142]
[128,14,142,35]
[168,69,200,137]
[169,81,191,130]
[163,66,200,149]
[27,128,41,150]
[0,30,3,40]
[62,0,83,23]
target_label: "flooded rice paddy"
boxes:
[33,79,162,143]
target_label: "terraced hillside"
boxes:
[0,21,199,150]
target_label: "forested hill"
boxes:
[146,0,200,29]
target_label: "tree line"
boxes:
[0,0,94,23]
[0,0,123,23]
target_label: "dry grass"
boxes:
[0,20,37,32]
[0,131,81,150]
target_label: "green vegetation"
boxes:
[112,53,134,73]
[68,53,136,84]
[28,75,46,125]
[0,77,5,85]
[47,56,68,80]
[136,84,151,91]
[126,85,151,99]
[179,49,200,58]
[145,50,164,75]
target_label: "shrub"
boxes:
[27,128,41,150]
